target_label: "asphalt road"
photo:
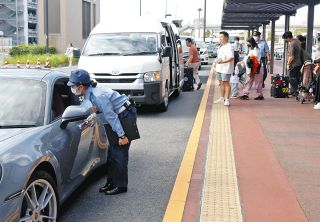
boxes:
[58,63,212,222]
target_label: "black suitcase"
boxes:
[271,74,289,98]
[182,67,194,91]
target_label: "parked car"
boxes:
[207,44,218,58]
[79,17,180,112]
[0,68,108,221]
[196,41,209,65]
[274,48,284,60]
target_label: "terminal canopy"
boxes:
[221,0,320,30]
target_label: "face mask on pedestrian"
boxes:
[253,36,259,41]
[71,85,82,96]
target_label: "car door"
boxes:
[48,78,102,183]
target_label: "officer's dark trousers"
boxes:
[234,52,239,68]
[106,108,137,188]
[315,72,320,103]
[288,65,302,95]
[261,57,267,83]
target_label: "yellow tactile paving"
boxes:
[162,73,213,222]
[200,80,243,222]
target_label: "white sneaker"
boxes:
[214,98,224,104]
[224,99,230,106]
[314,103,320,109]
[230,95,238,99]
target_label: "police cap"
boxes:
[67,69,91,86]
[253,31,261,36]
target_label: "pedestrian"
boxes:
[230,63,244,98]
[233,36,243,68]
[185,38,202,90]
[253,31,270,88]
[282,31,302,97]
[214,31,234,106]
[67,69,137,195]
[297,35,311,63]
[313,37,320,61]
[313,58,320,109]
[239,37,264,100]
[177,38,185,87]
[65,43,74,67]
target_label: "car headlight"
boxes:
[144,71,161,82]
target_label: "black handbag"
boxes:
[104,115,140,145]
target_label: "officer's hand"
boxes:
[91,106,97,113]
[119,136,129,146]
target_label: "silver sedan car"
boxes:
[0,69,108,221]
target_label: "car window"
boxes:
[0,78,46,127]
[51,78,80,122]
[83,33,158,56]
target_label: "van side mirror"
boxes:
[162,46,172,57]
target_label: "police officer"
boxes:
[253,31,271,88]
[67,69,137,195]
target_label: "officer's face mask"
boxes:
[253,36,259,42]
[71,85,82,96]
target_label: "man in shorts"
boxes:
[214,31,234,106]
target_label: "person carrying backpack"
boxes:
[239,37,264,100]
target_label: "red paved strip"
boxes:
[182,78,215,222]
[229,103,308,222]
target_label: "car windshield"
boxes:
[83,33,158,56]
[0,78,46,127]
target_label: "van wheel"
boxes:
[20,171,59,222]
[158,86,169,112]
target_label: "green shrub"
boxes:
[9,44,57,57]
[3,54,78,67]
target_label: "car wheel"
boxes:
[158,86,169,112]
[20,171,58,222]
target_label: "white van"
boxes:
[78,18,180,111]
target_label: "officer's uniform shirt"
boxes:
[257,40,269,58]
[84,86,128,137]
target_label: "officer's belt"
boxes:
[117,100,131,114]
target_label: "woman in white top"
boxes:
[239,37,264,100]
[177,39,185,88]
[65,43,74,67]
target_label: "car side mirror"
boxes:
[60,105,89,129]
[162,46,172,57]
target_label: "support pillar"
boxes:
[283,14,290,75]
[306,1,315,55]
[270,20,275,75]
[263,24,266,40]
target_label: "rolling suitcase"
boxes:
[182,67,194,91]
[271,74,289,98]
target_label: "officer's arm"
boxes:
[96,96,125,137]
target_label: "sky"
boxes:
[100,0,320,27]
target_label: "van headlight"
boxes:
[144,71,161,82]
[89,73,96,80]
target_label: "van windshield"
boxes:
[83,33,158,56]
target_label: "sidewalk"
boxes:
[164,60,320,222]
